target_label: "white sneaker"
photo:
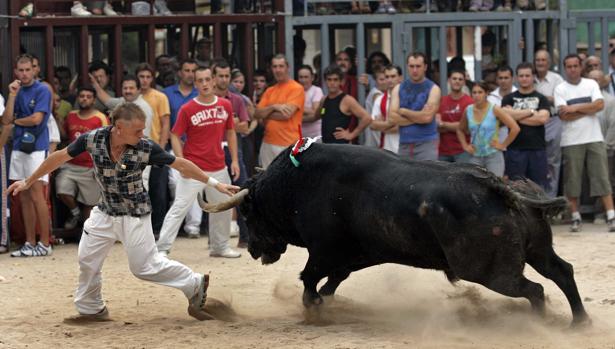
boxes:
[230,221,239,238]
[210,248,241,258]
[158,250,169,258]
[71,2,92,16]
[154,0,172,15]
[103,2,118,15]
[11,241,52,257]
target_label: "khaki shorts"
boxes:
[55,163,101,206]
[562,142,612,198]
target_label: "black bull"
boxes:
[201,142,589,326]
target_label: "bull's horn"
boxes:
[254,167,265,173]
[198,189,249,213]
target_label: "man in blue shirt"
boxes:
[163,59,198,129]
[1,54,52,257]
[389,52,442,160]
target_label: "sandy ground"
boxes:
[1,224,615,349]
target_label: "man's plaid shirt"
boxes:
[68,126,175,217]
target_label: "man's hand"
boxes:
[230,160,240,181]
[559,104,577,118]
[333,127,353,141]
[463,144,476,155]
[88,73,101,89]
[6,180,30,196]
[215,183,240,196]
[9,80,21,96]
[358,73,369,87]
[276,104,294,118]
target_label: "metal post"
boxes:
[284,0,294,75]
[0,0,10,94]
[439,26,448,94]
[525,19,535,63]
[320,22,330,87]
[601,17,609,73]
[113,24,122,94]
[45,25,54,82]
[391,20,405,71]
[588,21,595,56]
[357,23,365,105]
[474,25,482,82]
[79,25,89,88]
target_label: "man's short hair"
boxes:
[515,62,535,75]
[15,53,34,66]
[89,61,112,76]
[271,53,289,66]
[563,53,582,66]
[448,69,466,79]
[55,66,72,77]
[253,69,267,79]
[111,102,146,125]
[323,64,345,80]
[297,65,315,76]
[496,65,514,76]
[406,52,428,65]
[371,66,385,78]
[212,59,231,75]
[179,58,198,69]
[78,86,97,98]
[121,75,141,89]
[384,64,403,76]
[135,62,155,76]
[195,66,212,75]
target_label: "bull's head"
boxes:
[197,189,285,264]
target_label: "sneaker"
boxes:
[32,241,53,256]
[386,3,397,14]
[210,248,241,258]
[570,219,582,233]
[158,250,169,258]
[64,214,81,230]
[154,0,172,15]
[608,219,615,232]
[187,274,214,320]
[0,245,8,254]
[64,307,110,323]
[10,242,34,257]
[71,2,92,16]
[375,3,387,13]
[468,4,480,11]
[230,221,239,238]
[186,230,200,239]
[103,2,118,15]
[18,3,34,18]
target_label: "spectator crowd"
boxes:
[2,39,615,259]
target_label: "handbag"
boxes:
[19,131,37,154]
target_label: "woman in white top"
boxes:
[297,65,324,139]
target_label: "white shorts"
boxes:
[9,150,48,183]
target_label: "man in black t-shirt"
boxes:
[502,62,551,189]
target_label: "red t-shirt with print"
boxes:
[172,96,235,172]
[65,110,109,167]
[438,94,473,156]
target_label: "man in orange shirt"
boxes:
[254,54,305,168]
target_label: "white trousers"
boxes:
[157,167,232,254]
[259,142,286,169]
[168,167,203,233]
[75,207,201,315]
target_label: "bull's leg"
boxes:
[527,249,590,326]
[300,257,329,307]
[482,274,546,316]
[318,269,351,296]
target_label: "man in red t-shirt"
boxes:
[157,67,241,259]
[55,87,109,229]
[436,70,474,163]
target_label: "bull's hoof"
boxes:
[570,313,592,330]
[302,291,323,308]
